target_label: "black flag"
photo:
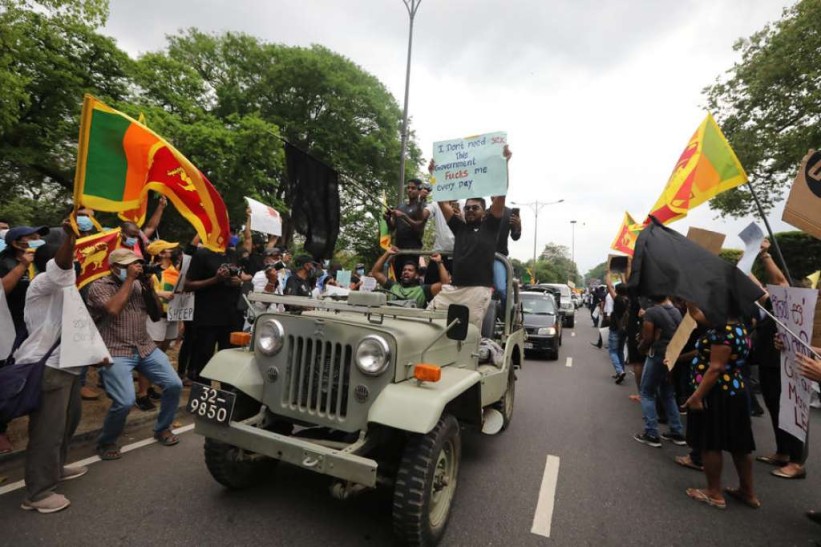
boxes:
[627,217,764,326]
[284,143,340,260]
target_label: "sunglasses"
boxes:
[463,205,483,211]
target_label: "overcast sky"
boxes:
[104,0,796,274]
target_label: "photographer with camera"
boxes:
[183,246,249,382]
[87,249,183,460]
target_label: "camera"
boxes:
[220,263,242,277]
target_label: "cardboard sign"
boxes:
[686,227,726,255]
[60,286,112,368]
[783,150,821,239]
[335,270,352,289]
[360,276,377,292]
[665,312,697,370]
[814,296,821,348]
[769,284,819,442]
[431,131,508,201]
[167,292,195,322]
[245,196,282,236]
[608,255,629,274]
[0,288,15,359]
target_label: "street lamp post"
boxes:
[570,220,577,285]
[511,199,565,268]
[397,0,422,206]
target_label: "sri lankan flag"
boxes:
[611,212,643,256]
[74,228,121,289]
[646,113,748,225]
[73,95,230,252]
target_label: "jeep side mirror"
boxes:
[446,304,469,341]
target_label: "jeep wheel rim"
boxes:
[429,439,456,527]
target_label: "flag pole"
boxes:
[746,180,793,285]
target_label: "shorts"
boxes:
[146,317,179,343]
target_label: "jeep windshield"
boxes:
[521,295,555,315]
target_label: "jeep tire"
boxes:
[393,414,461,546]
[495,367,516,429]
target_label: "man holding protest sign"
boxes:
[427,142,512,331]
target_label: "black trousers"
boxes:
[190,325,234,382]
[759,365,803,462]
[176,323,196,379]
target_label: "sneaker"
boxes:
[661,432,688,446]
[615,372,626,384]
[135,396,156,411]
[633,432,662,448]
[21,493,71,513]
[59,465,88,482]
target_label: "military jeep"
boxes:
[189,254,524,546]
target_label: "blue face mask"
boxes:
[356,268,365,276]
[124,236,138,248]
[117,268,127,282]
[28,239,46,249]
[0,240,5,253]
[77,215,94,232]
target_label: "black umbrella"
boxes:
[627,217,764,326]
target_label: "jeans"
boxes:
[639,354,683,438]
[98,348,182,447]
[492,260,507,306]
[607,329,625,375]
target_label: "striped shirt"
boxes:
[87,275,156,358]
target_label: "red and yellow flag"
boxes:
[646,113,748,225]
[74,228,121,289]
[73,95,230,252]
[610,212,643,256]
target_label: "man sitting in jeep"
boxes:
[369,246,448,308]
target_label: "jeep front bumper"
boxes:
[196,419,378,487]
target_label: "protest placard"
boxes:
[60,286,111,368]
[665,312,697,371]
[735,222,765,275]
[608,255,629,274]
[167,292,195,322]
[431,131,508,201]
[360,276,377,292]
[245,196,282,236]
[686,227,725,255]
[769,284,819,442]
[335,270,352,289]
[782,150,821,239]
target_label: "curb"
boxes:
[0,399,189,466]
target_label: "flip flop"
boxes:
[771,467,806,479]
[756,455,789,466]
[154,430,179,446]
[724,488,761,509]
[686,488,726,509]
[675,455,704,471]
[97,444,121,460]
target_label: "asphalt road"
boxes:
[3,317,821,546]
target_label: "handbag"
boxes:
[0,337,61,422]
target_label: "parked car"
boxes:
[538,283,575,327]
[521,291,562,360]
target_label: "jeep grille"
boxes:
[284,336,352,421]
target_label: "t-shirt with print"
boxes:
[643,303,682,355]
[385,280,433,308]
[448,213,501,288]
[690,323,751,396]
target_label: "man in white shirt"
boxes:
[15,220,92,514]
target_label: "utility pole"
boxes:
[570,220,577,284]
[397,0,422,206]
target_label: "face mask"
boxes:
[124,236,138,248]
[116,268,127,282]
[0,240,5,253]
[27,239,46,249]
[77,215,94,232]
[0,229,7,239]
[356,268,365,276]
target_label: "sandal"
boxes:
[724,487,761,509]
[771,466,806,479]
[686,488,726,509]
[154,430,179,446]
[97,444,121,460]
[756,455,788,466]
[675,455,704,471]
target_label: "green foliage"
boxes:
[718,248,743,265]
[512,243,579,285]
[585,261,608,285]
[705,0,821,217]
[771,231,821,281]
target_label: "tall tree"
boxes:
[705,0,821,217]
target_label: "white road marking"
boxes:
[571,332,576,337]
[0,423,195,496]
[565,357,573,368]
[531,454,561,538]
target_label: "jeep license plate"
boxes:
[187,383,236,426]
[524,342,534,349]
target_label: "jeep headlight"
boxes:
[256,318,285,356]
[538,327,556,336]
[355,335,391,376]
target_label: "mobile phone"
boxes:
[511,208,520,216]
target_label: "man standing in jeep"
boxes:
[369,246,447,308]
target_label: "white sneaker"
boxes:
[21,493,71,513]
[59,465,88,482]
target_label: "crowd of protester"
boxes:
[585,243,821,515]
[0,146,517,513]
